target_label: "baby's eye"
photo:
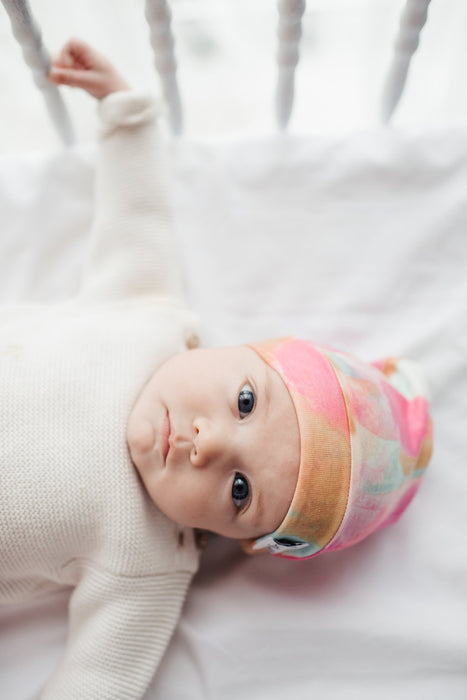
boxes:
[232,473,250,510]
[238,384,255,418]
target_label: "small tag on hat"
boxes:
[253,534,309,555]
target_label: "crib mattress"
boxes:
[0,128,466,698]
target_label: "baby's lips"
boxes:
[159,412,171,464]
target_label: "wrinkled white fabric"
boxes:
[0,126,466,699]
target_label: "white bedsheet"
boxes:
[0,127,466,698]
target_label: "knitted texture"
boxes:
[0,92,200,699]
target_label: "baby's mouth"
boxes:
[160,412,171,464]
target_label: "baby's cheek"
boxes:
[153,476,210,529]
[175,490,212,529]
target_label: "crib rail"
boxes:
[0,0,434,141]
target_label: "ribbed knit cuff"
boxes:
[98,90,163,138]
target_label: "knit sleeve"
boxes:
[39,564,193,700]
[79,90,183,302]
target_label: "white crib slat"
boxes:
[1,0,75,146]
[276,0,306,131]
[145,0,183,136]
[381,0,431,124]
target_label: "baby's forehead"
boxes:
[173,344,265,372]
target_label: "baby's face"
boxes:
[127,346,300,540]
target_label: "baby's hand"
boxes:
[48,38,130,100]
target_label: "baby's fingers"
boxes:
[48,66,103,96]
[48,39,129,99]
[54,37,95,70]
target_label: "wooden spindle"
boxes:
[145,0,183,136]
[1,0,75,146]
[381,0,432,124]
[276,0,306,131]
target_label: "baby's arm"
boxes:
[40,564,193,699]
[49,39,183,301]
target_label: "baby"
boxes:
[1,39,433,700]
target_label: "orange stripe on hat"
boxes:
[246,338,351,555]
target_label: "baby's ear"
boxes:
[194,529,209,550]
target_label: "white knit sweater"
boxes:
[0,92,200,699]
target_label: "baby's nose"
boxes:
[190,417,224,467]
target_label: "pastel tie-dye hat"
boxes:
[244,338,433,559]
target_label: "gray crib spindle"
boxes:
[381,0,431,124]
[145,0,183,136]
[1,0,75,146]
[276,0,306,131]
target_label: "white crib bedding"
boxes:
[0,129,466,699]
